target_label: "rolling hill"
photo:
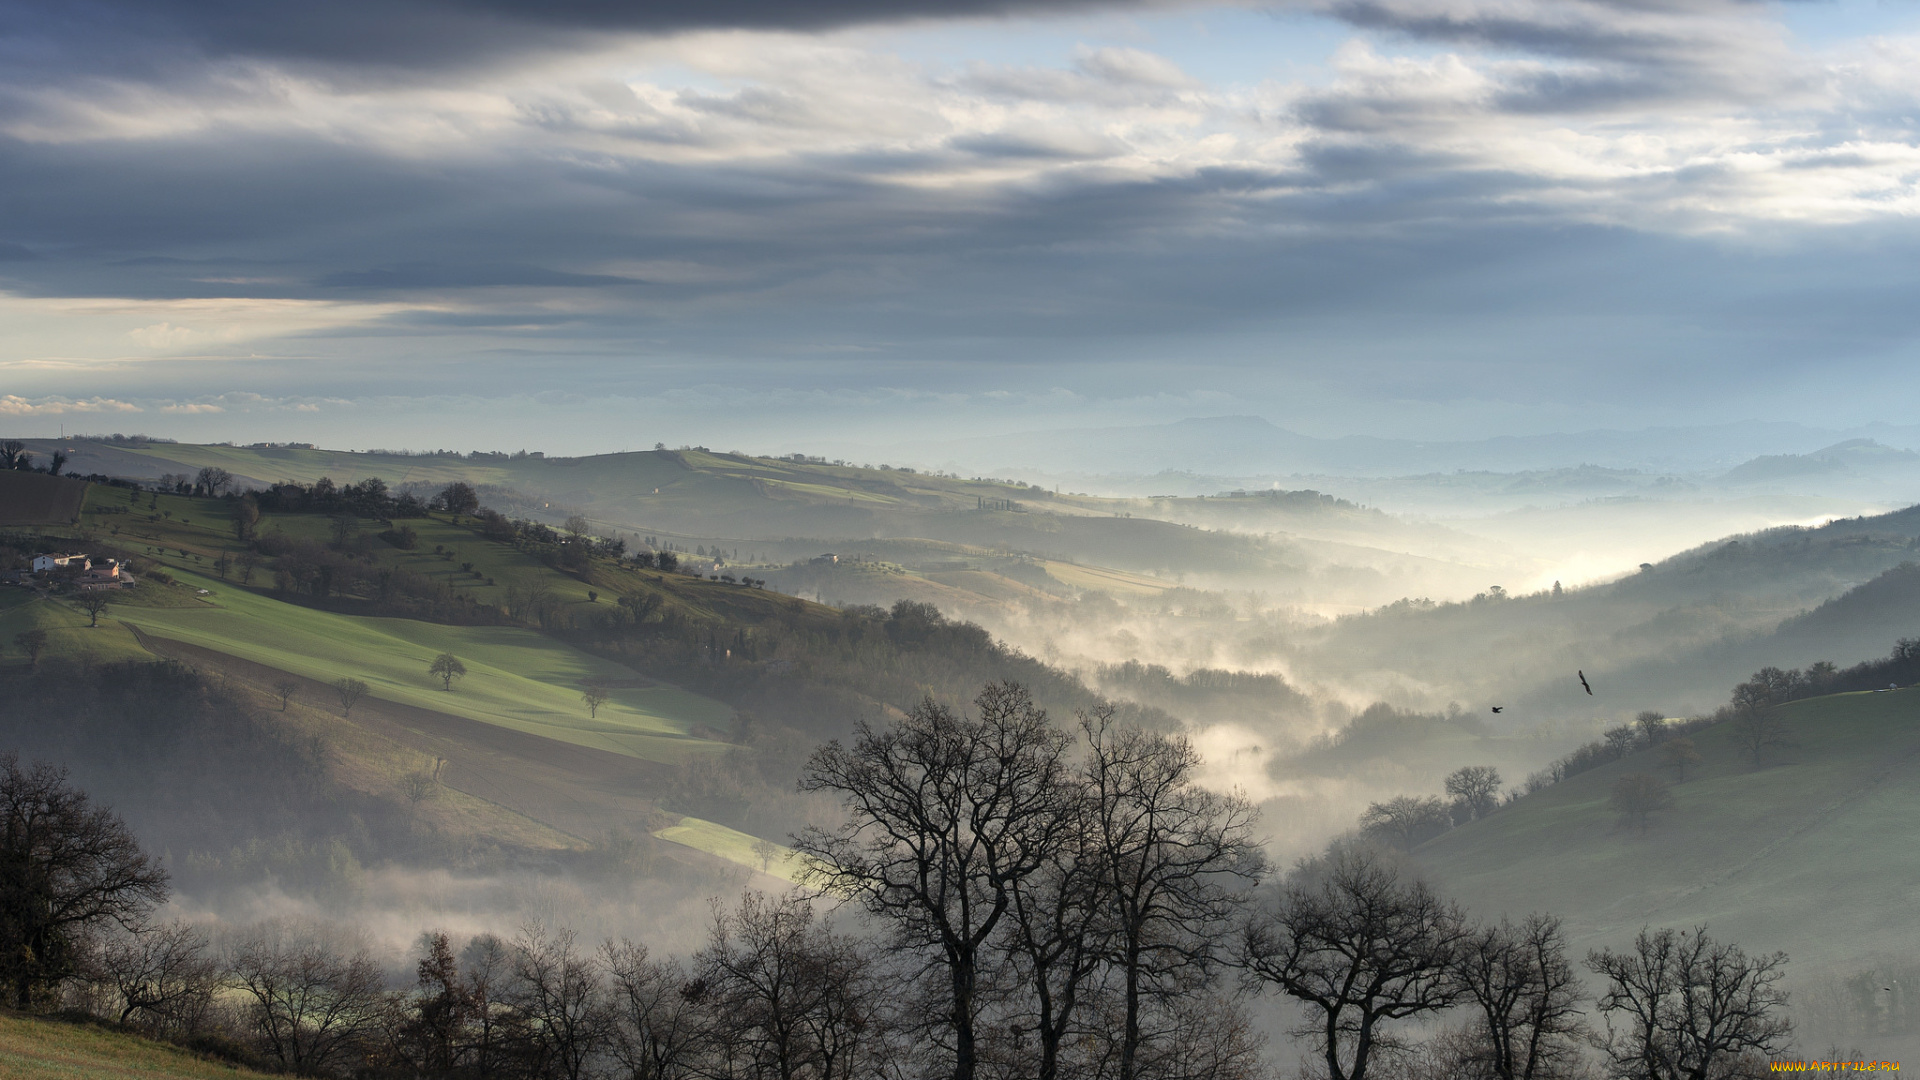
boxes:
[1414,687,1920,979]
[22,437,1524,609]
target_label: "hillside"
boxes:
[1294,504,1920,715]
[0,470,87,526]
[23,438,1520,608]
[1414,688,1920,979]
[3,478,1197,886]
[0,1012,278,1080]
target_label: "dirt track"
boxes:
[133,630,678,846]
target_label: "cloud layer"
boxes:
[3,0,1920,447]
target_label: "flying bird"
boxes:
[1491,706,1504,714]
[1578,671,1593,696]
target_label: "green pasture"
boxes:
[115,567,734,763]
[655,816,810,883]
[0,590,153,667]
[0,1012,280,1080]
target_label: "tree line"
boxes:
[3,682,1798,1080]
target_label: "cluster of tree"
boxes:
[462,508,632,574]
[246,528,508,624]
[1094,660,1314,724]
[1717,634,1920,713]
[1521,710,1710,796]
[1,439,65,474]
[1357,765,1505,851]
[5,678,1805,1080]
[796,683,1265,1080]
[252,475,430,518]
[1241,842,1793,1080]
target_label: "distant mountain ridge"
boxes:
[884,416,1920,479]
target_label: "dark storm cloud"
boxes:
[3,0,1161,74]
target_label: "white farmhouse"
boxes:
[32,553,90,574]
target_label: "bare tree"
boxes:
[1659,738,1701,783]
[14,628,49,671]
[998,780,1108,1080]
[75,592,111,628]
[1453,914,1588,1080]
[0,753,170,1009]
[1133,987,1270,1080]
[430,652,468,691]
[97,920,220,1033]
[194,466,233,497]
[462,934,523,1080]
[329,515,358,548]
[1238,844,1469,1080]
[604,939,708,1080]
[1608,774,1673,833]
[233,494,261,541]
[694,890,881,1080]
[228,920,387,1075]
[1730,710,1790,765]
[752,837,782,874]
[334,676,370,718]
[797,682,1075,1080]
[1445,766,1503,821]
[1635,711,1668,747]
[1587,926,1791,1080]
[388,931,474,1080]
[1082,708,1265,1080]
[436,482,480,522]
[0,440,25,469]
[582,685,610,719]
[509,923,613,1080]
[1359,796,1453,852]
[272,679,300,711]
[402,771,438,809]
[565,515,592,539]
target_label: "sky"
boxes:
[5,0,1920,455]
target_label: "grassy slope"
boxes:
[655,817,808,883]
[0,1012,277,1080]
[67,484,759,763]
[116,564,734,764]
[1415,688,1920,970]
[0,589,153,666]
[25,486,805,866]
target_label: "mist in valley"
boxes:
[11,0,1920,1067]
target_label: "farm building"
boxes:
[31,553,90,574]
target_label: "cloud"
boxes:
[0,395,143,415]
[2,2,1920,443]
[158,402,226,413]
[0,0,1171,79]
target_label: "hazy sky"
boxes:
[5,0,1920,453]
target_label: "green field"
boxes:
[1416,687,1920,971]
[115,566,735,763]
[655,816,809,883]
[0,590,153,668]
[0,1012,277,1080]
